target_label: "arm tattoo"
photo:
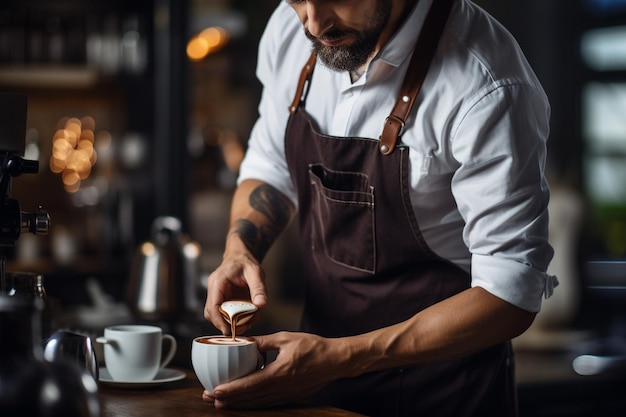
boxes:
[232,184,293,260]
[249,184,292,228]
[232,219,273,261]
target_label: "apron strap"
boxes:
[289,52,317,115]
[379,0,455,155]
[289,0,455,153]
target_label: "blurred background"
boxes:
[1,0,625,415]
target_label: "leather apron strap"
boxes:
[289,52,317,116]
[288,0,455,155]
[379,0,454,155]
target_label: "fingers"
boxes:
[201,390,215,405]
[241,260,268,309]
[253,334,277,353]
[249,282,268,308]
[254,331,296,353]
[208,360,317,410]
[210,369,286,410]
[203,259,268,334]
[203,277,230,334]
[202,333,327,410]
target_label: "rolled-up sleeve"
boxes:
[237,3,301,206]
[451,82,558,312]
[472,255,557,312]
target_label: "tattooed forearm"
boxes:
[231,219,274,261]
[249,184,292,229]
[231,184,293,261]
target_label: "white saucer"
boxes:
[99,367,186,388]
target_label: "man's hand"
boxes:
[204,248,268,335]
[202,332,345,409]
[203,179,295,334]
[201,287,536,409]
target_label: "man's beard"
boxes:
[305,1,392,72]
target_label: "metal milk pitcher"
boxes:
[44,331,99,381]
[126,216,201,320]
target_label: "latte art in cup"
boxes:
[192,335,262,393]
[196,336,252,346]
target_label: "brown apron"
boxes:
[284,1,517,416]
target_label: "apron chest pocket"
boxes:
[308,164,376,273]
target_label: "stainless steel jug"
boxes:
[126,216,201,320]
[44,331,99,381]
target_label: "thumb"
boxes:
[251,291,268,308]
[244,265,268,308]
[253,334,279,353]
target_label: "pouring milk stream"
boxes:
[219,300,258,340]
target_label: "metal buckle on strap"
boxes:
[385,115,405,137]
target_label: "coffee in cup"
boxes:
[195,336,251,345]
[96,324,176,382]
[191,336,263,392]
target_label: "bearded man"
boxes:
[202,1,557,416]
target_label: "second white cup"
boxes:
[96,324,176,382]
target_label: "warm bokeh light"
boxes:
[220,131,244,174]
[187,36,210,61]
[81,116,96,131]
[201,27,228,49]
[186,26,229,61]
[183,241,201,258]
[50,115,101,192]
[140,242,156,256]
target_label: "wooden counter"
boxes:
[99,369,366,417]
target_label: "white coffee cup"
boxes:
[96,324,177,382]
[191,336,263,392]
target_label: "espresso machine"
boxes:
[0,94,103,417]
[0,93,50,291]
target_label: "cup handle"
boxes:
[160,334,177,369]
[257,350,267,370]
[95,337,115,346]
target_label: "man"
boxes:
[203,0,557,416]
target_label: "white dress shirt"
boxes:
[238,0,558,313]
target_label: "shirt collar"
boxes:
[377,0,434,68]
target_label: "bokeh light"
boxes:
[186,26,229,61]
[50,116,100,193]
